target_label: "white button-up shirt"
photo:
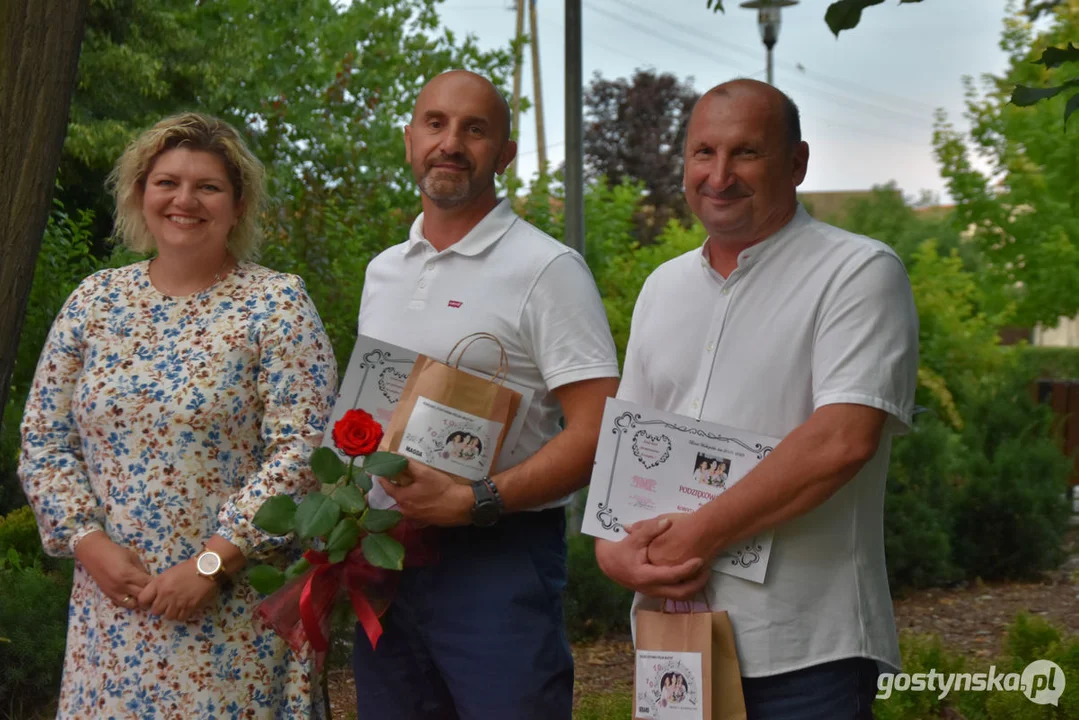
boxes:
[359,199,620,509]
[623,205,918,676]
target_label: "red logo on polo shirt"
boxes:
[448,300,463,308]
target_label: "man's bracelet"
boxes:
[482,476,505,514]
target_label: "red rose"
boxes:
[332,409,384,457]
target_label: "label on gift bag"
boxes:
[635,650,704,719]
[400,396,505,481]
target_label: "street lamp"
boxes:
[739,0,798,86]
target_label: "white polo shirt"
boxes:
[623,205,918,677]
[358,199,620,509]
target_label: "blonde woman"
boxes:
[18,113,337,718]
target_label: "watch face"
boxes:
[471,500,499,527]
[197,551,222,576]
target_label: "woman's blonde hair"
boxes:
[107,112,266,260]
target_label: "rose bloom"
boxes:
[332,409,384,457]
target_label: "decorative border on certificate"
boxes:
[593,410,775,534]
[582,398,779,583]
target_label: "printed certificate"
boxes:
[581,397,779,583]
[325,334,533,472]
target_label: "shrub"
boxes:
[875,632,970,720]
[876,616,1079,720]
[0,506,44,567]
[979,614,1078,719]
[0,560,72,718]
[1015,345,1079,381]
[952,370,1074,581]
[564,533,633,643]
[884,414,965,590]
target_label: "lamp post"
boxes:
[739,0,798,86]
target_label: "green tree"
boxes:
[933,1,1079,328]
[583,70,698,243]
[50,0,512,361]
[2,0,514,510]
[61,0,511,258]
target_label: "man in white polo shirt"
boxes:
[596,79,919,718]
[351,70,620,719]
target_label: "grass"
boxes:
[575,692,634,719]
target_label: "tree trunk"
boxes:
[0,0,89,413]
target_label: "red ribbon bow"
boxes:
[255,519,435,665]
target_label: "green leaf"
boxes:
[252,495,297,535]
[294,492,341,540]
[329,548,348,564]
[334,483,368,514]
[363,451,408,478]
[248,565,287,595]
[355,469,373,493]
[825,0,885,37]
[1065,92,1079,128]
[361,533,405,571]
[1035,42,1079,69]
[1010,83,1072,106]
[310,447,347,485]
[326,517,361,554]
[705,0,724,12]
[361,508,403,534]
[284,557,311,580]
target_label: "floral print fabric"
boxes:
[19,261,337,719]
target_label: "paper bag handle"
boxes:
[661,594,714,614]
[446,332,510,385]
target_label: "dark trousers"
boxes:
[741,657,881,720]
[351,509,574,720]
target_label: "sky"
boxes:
[435,0,1013,202]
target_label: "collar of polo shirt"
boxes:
[405,198,518,257]
[698,203,813,275]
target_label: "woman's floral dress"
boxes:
[18,261,338,719]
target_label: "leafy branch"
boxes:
[1011,43,1079,127]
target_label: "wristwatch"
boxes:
[195,550,226,582]
[470,476,504,527]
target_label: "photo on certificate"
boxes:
[691,452,731,490]
[581,397,780,583]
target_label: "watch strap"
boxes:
[470,475,502,526]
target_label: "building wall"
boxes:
[1034,316,1079,348]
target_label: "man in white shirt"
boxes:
[595,79,919,719]
[352,70,620,720]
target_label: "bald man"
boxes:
[596,79,919,718]
[353,70,619,718]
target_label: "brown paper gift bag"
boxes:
[634,603,747,720]
[378,332,522,485]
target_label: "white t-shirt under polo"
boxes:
[359,199,620,510]
[622,204,918,677]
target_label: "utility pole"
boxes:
[528,0,547,176]
[509,0,526,182]
[564,0,584,255]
